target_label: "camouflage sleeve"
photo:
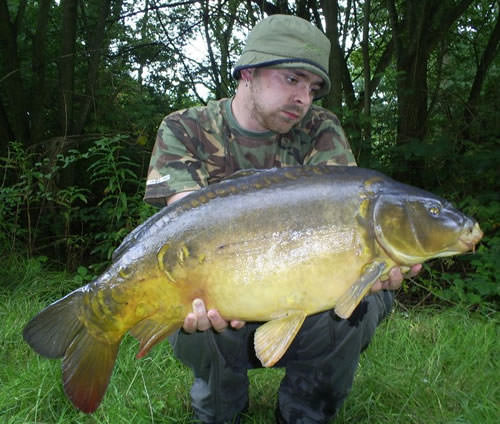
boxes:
[144,113,208,207]
[302,107,357,166]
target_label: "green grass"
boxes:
[0,257,498,423]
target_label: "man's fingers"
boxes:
[182,298,246,333]
[193,299,211,331]
[388,267,404,285]
[183,313,197,333]
[207,309,229,332]
[407,263,422,278]
[230,320,246,330]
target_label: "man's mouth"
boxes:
[281,108,302,120]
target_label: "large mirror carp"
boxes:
[23,165,483,413]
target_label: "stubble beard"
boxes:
[249,84,299,134]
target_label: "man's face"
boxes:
[247,68,324,134]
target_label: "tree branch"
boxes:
[111,0,201,23]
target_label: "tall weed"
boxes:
[83,135,155,270]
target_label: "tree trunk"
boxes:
[58,0,78,137]
[321,0,343,113]
[217,0,239,98]
[361,0,372,161]
[387,0,475,146]
[202,0,222,98]
[0,0,30,146]
[137,0,150,90]
[387,0,431,144]
[0,100,13,152]
[30,0,53,144]
[73,0,114,135]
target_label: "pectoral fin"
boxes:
[334,261,387,319]
[254,311,307,368]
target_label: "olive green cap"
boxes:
[233,14,331,99]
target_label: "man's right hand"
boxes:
[183,298,246,333]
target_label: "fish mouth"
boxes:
[458,222,483,253]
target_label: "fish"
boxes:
[23,165,483,413]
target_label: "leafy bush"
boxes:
[0,137,155,272]
[0,142,88,257]
[433,198,500,309]
[82,135,156,270]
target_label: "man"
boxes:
[145,14,420,424]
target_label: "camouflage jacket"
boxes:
[144,98,356,206]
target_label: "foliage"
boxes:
[0,141,89,258]
[0,137,155,271]
[83,135,156,269]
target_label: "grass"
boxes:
[0,256,498,423]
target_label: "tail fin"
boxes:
[23,289,120,413]
[23,290,84,358]
[62,327,119,413]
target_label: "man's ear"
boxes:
[240,68,254,81]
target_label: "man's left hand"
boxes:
[370,264,422,293]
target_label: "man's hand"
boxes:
[182,298,246,333]
[370,264,422,293]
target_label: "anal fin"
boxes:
[254,311,307,367]
[334,261,387,319]
[130,318,178,359]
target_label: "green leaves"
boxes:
[81,135,156,267]
[0,137,155,271]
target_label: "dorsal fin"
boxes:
[222,168,264,181]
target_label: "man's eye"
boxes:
[287,76,298,84]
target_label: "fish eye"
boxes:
[428,205,441,216]
[119,267,131,278]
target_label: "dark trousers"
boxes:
[169,291,394,424]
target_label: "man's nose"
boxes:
[293,83,313,105]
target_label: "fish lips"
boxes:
[457,222,483,253]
